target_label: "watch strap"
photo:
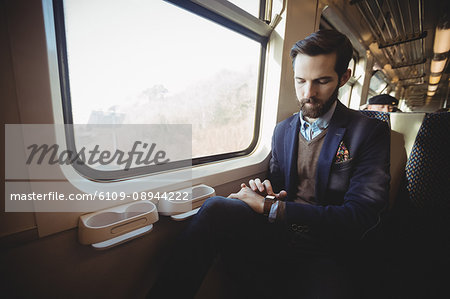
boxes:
[263,195,276,216]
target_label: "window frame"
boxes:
[52,0,269,181]
[368,70,390,96]
[340,54,359,107]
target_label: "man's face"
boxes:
[293,53,345,119]
[367,104,393,112]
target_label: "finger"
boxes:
[240,183,247,188]
[263,180,274,195]
[227,193,237,199]
[276,190,288,199]
[254,178,265,192]
[248,180,258,192]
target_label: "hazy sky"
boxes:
[64,0,260,123]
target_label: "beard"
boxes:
[299,85,339,118]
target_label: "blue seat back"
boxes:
[359,110,390,125]
[405,112,450,210]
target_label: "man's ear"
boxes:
[339,69,351,87]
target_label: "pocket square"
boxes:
[335,141,350,163]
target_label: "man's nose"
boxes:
[380,106,390,112]
[303,82,316,98]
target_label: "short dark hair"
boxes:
[290,29,353,78]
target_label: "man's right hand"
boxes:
[242,178,287,200]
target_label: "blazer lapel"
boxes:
[315,102,347,204]
[285,115,300,200]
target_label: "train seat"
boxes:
[388,112,426,208]
[359,111,426,208]
[383,112,450,298]
[359,110,391,125]
[390,112,450,244]
[404,112,450,212]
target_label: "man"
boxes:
[148,29,390,299]
[367,94,400,112]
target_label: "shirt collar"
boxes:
[299,100,337,130]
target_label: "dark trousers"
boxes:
[147,196,358,299]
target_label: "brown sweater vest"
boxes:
[276,128,328,222]
[295,128,328,205]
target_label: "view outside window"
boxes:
[63,0,261,160]
[338,57,355,107]
[369,71,388,94]
[339,83,352,106]
[228,0,260,17]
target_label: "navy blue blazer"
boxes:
[269,101,390,240]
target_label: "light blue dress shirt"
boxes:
[299,100,337,141]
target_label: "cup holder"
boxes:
[86,212,125,228]
[78,200,158,249]
[157,184,215,220]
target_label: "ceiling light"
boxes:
[433,27,450,54]
[430,58,447,73]
[429,74,442,85]
[427,91,436,97]
[428,85,438,92]
[384,64,392,71]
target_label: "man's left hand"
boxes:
[228,186,264,214]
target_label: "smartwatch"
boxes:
[263,195,276,217]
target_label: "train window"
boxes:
[339,82,353,107]
[339,56,357,107]
[227,0,260,18]
[54,0,267,179]
[368,71,389,97]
